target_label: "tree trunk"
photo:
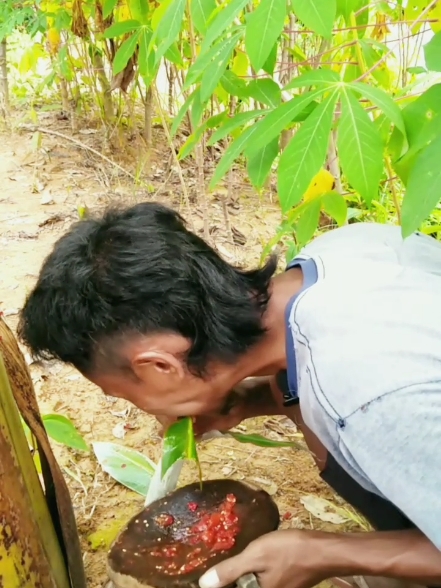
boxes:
[0,38,9,117]
[0,318,87,588]
[92,49,114,124]
[0,353,70,587]
[144,86,153,148]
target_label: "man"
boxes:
[18,202,441,588]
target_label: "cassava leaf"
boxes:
[103,0,119,19]
[154,0,187,63]
[424,30,441,72]
[284,69,340,90]
[191,0,216,34]
[185,30,243,88]
[295,199,321,245]
[246,78,281,107]
[349,82,406,136]
[278,90,339,212]
[208,110,264,145]
[337,88,383,205]
[171,90,198,136]
[247,138,279,189]
[244,88,328,159]
[291,0,336,39]
[200,34,238,101]
[245,0,287,71]
[321,191,347,226]
[103,20,140,38]
[210,125,258,189]
[401,134,441,237]
[112,30,140,75]
[201,0,250,51]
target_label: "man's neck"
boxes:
[236,266,305,378]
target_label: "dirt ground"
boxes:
[0,117,362,587]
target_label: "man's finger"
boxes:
[199,552,257,588]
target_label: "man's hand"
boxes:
[198,530,331,588]
[198,529,441,588]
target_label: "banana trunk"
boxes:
[0,317,87,588]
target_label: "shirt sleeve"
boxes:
[338,382,441,550]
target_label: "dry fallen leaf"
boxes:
[300,495,348,524]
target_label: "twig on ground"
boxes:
[151,85,195,229]
[18,124,136,181]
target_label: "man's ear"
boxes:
[132,351,185,382]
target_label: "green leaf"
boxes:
[359,40,390,89]
[103,0,119,19]
[165,42,184,65]
[162,417,199,478]
[337,89,384,205]
[284,69,340,90]
[171,89,198,136]
[245,0,286,71]
[407,66,427,75]
[128,0,150,24]
[43,414,90,452]
[93,442,155,496]
[278,91,339,212]
[424,31,441,72]
[210,125,257,189]
[179,126,206,159]
[322,191,347,226]
[220,70,249,98]
[389,83,441,164]
[296,199,321,245]
[246,78,281,107]
[245,89,325,158]
[291,100,319,123]
[394,111,441,184]
[291,0,336,39]
[200,34,238,101]
[348,82,406,137]
[229,431,304,449]
[208,110,263,145]
[185,30,243,88]
[336,0,368,24]
[401,84,441,145]
[401,134,441,237]
[113,30,141,75]
[138,28,154,76]
[178,113,227,159]
[201,0,249,51]
[262,42,278,75]
[191,0,216,34]
[247,138,279,189]
[191,89,205,128]
[103,20,141,38]
[154,0,187,63]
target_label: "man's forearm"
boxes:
[319,529,441,584]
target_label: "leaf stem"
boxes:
[385,156,401,225]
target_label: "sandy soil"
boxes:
[0,118,361,587]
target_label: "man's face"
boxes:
[87,333,244,421]
[88,368,230,419]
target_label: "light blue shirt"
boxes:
[288,223,441,549]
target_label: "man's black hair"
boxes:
[18,202,278,375]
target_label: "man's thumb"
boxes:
[198,554,251,588]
